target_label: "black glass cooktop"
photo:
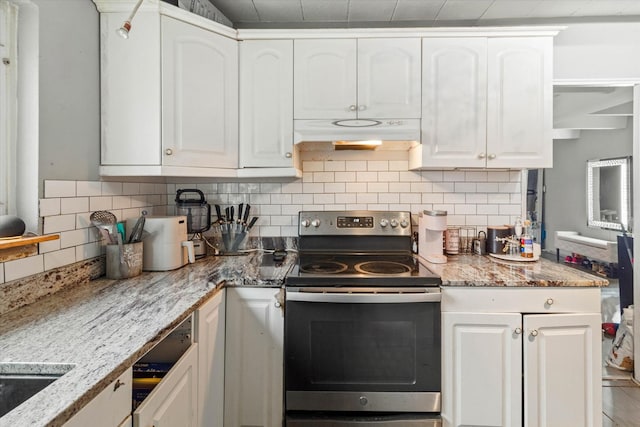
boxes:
[286,253,441,287]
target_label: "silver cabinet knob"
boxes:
[165,148,173,155]
[546,298,554,305]
[478,152,486,159]
[285,152,292,158]
[488,153,497,160]
[274,301,281,308]
[530,330,539,337]
[514,327,522,335]
[358,105,366,111]
[349,105,357,111]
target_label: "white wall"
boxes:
[545,123,633,251]
[554,22,640,83]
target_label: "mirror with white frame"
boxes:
[587,156,632,231]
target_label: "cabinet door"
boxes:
[224,288,284,427]
[358,38,421,118]
[161,16,238,169]
[196,290,225,427]
[421,38,487,168]
[487,37,553,168]
[294,39,357,119]
[134,344,198,427]
[524,313,602,427]
[442,312,521,427]
[240,40,294,168]
[63,368,132,427]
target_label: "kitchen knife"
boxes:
[247,216,258,230]
[215,204,223,223]
[230,206,234,223]
[225,207,230,223]
[243,204,251,225]
[237,203,243,223]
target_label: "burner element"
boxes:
[300,261,348,274]
[354,261,413,275]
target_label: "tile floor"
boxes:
[601,280,640,426]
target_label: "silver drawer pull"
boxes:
[530,330,539,337]
[546,298,554,305]
[514,327,522,335]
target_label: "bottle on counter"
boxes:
[521,217,534,258]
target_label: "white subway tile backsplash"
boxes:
[346,203,368,210]
[443,171,466,182]
[345,183,367,193]
[465,171,488,182]
[489,193,511,204]
[346,160,367,171]
[399,171,421,182]
[367,161,389,171]
[5,255,44,282]
[271,194,293,204]
[102,182,123,196]
[281,226,298,237]
[314,194,335,205]
[477,182,500,192]
[112,196,132,210]
[367,203,390,210]
[44,214,77,234]
[313,172,335,183]
[45,180,76,198]
[455,204,477,215]
[422,171,443,182]
[324,183,346,193]
[466,215,489,226]
[292,194,314,204]
[89,196,113,211]
[122,182,141,195]
[0,263,4,284]
[444,193,466,204]
[455,182,476,193]
[389,160,408,171]
[44,248,76,271]
[499,182,521,193]
[139,183,156,194]
[61,229,90,248]
[466,193,488,204]
[335,193,357,204]
[249,193,271,205]
[368,182,388,193]
[303,161,324,172]
[477,204,500,215]
[356,171,378,182]
[76,242,102,262]
[38,238,61,254]
[411,182,432,193]
[378,171,400,182]
[61,197,89,214]
[271,216,292,226]
[379,193,400,204]
[432,182,455,193]
[357,193,378,204]
[259,226,281,236]
[499,204,522,215]
[303,183,324,194]
[257,204,282,215]
[487,171,511,182]
[282,205,303,215]
[281,182,303,194]
[260,183,281,194]
[39,198,61,217]
[488,215,511,225]
[302,172,313,182]
[422,193,444,204]
[400,193,421,204]
[325,161,346,172]
[334,171,356,182]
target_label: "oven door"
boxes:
[285,287,441,413]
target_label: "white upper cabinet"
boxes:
[412,35,553,169]
[294,38,421,119]
[162,16,238,169]
[487,37,553,169]
[239,40,296,169]
[420,38,488,168]
[97,2,238,177]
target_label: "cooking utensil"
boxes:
[215,204,223,223]
[128,214,146,243]
[243,204,251,225]
[175,189,211,234]
[237,203,244,224]
[117,233,126,267]
[90,211,117,243]
[247,216,258,230]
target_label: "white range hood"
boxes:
[294,119,421,150]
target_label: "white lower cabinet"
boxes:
[442,288,602,427]
[224,287,284,427]
[63,368,132,427]
[196,290,226,427]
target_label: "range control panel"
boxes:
[298,211,412,236]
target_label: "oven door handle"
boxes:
[285,289,441,303]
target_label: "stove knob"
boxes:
[380,219,389,228]
[301,219,310,227]
[400,219,409,228]
[390,219,399,228]
[311,219,321,227]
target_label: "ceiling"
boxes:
[207,0,640,29]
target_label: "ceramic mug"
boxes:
[445,228,460,255]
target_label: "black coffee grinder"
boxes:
[175,189,211,258]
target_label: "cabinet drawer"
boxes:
[442,287,601,313]
[63,368,132,427]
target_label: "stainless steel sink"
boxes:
[0,363,74,417]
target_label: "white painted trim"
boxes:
[237,26,565,40]
[554,79,640,87]
[633,84,640,384]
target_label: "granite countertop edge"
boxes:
[0,251,294,427]
[0,251,605,426]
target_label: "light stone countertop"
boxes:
[422,254,608,287]
[0,250,295,427]
[0,250,605,426]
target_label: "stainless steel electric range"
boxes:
[285,211,442,427]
